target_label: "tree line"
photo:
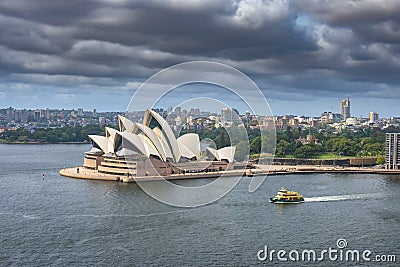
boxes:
[181,124,397,161]
[0,124,106,143]
[2,123,398,162]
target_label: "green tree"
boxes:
[376,156,385,165]
[275,140,291,157]
[331,137,359,156]
[250,136,261,154]
[214,128,230,149]
[293,144,324,158]
[234,141,249,162]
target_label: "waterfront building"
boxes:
[386,133,400,169]
[0,126,17,133]
[84,109,236,176]
[340,97,351,120]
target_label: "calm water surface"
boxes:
[0,144,399,266]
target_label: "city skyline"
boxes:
[1,87,399,118]
[0,1,399,117]
[0,96,395,119]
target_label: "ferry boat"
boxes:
[270,187,304,204]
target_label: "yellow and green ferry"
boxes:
[270,187,304,204]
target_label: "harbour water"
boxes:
[0,144,399,266]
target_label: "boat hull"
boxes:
[269,197,304,204]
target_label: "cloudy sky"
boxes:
[0,0,399,117]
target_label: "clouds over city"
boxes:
[0,0,399,115]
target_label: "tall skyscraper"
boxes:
[20,109,29,123]
[6,107,15,121]
[369,112,379,122]
[34,109,42,120]
[174,106,181,117]
[221,107,240,123]
[340,97,351,120]
[386,133,400,169]
[45,108,50,120]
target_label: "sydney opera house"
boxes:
[83,109,237,177]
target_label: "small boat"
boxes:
[270,187,304,204]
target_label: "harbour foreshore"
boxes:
[59,164,400,183]
[59,167,248,182]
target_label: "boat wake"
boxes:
[304,193,383,203]
[63,209,189,219]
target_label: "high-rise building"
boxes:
[174,106,181,117]
[93,109,97,118]
[98,116,106,124]
[340,97,351,121]
[14,110,21,122]
[369,112,379,122]
[386,133,400,169]
[320,111,342,123]
[289,118,299,128]
[6,107,15,121]
[152,108,167,118]
[221,108,240,123]
[45,108,50,120]
[34,109,42,120]
[20,109,29,123]
[78,108,84,116]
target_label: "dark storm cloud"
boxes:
[0,0,99,26]
[0,0,399,107]
[296,0,400,32]
[75,0,317,58]
[293,0,400,92]
[0,0,317,74]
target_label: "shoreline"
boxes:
[60,164,400,183]
[59,167,246,182]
